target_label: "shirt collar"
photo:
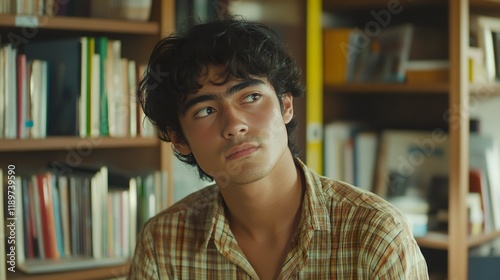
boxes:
[199,157,331,252]
[295,157,331,232]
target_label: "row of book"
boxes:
[323,23,449,85]
[0,0,93,17]
[0,0,57,16]
[0,36,155,139]
[0,0,153,21]
[323,121,500,237]
[4,166,168,273]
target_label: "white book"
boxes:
[129,177,138,253]
[100,167,108,258]
[354,131,378,191]
[128,60,137,137]
[5,45,17,139]
[15,176,25,264]
[470,134,497,232]
[121,191,130,256]
[29,60,41,138]
[39,61,47,138]
[107,40,124,137]
[119,58,130,137]
[475,136,500,231]
[324,121,363,181]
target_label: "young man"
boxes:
[128,17,429,279]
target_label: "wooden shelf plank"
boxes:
[416,230,500,250]
[468,230,500,248]
[469,82,500,97]
[415,232,450,250]
[0,137,159,152]
[0,15,159,34]
[323,0,446,11]
[7,262,129,280]
[325,82,500,95]
[325,83,449,94]
[470,0,500,10]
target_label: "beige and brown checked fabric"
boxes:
[128,158,429,279]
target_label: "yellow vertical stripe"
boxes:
[306,0,323,174]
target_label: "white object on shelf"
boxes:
[90,0,152,22]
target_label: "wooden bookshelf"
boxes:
[0,15,159,34]
[325,83,449,94]
[0,137,159,152]
[320,0,500,279]
[416,230,500,250]
[0,0,175,279]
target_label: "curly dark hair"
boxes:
[137,16,305,181]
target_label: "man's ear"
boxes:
[167,130,192,155]
[282,93,294,124]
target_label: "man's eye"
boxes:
[243,93,261,103]
[194,107,216,118]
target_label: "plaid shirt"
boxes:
[128,159,428,279]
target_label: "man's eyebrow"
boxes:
[182,79,265,113]
[226,79,265,96]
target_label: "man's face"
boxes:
[172,66,294,187]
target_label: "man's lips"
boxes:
[225,143,259,160]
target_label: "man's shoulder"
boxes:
[146,184,219,227]
[315,175,406,223]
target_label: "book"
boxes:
[374,129,450,200]
[469,168,492,233]
[58,175,71,257]
[79,37,88,137]
[470,133,500,231]
[4,44,17,139]
[484,140,500,231]
[323,121,378,187]
[468,47,488,83]
[371,23,414,83]
[345,28,372,83]
[25,38,83,136]
[95,36,109,136]
[36,172,59,259]
[16,53,28,138]
[323,121,366,184]
[29,59,48,138]
[354,131,379,191]
[128,60,137,137]
[15,176,26,264]
[323,28,352,85]
[492,31,500,81]
[467,192,484,236]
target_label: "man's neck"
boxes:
[219,152,305,242]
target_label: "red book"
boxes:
[37,173,59,259]
[469,168,491,232]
